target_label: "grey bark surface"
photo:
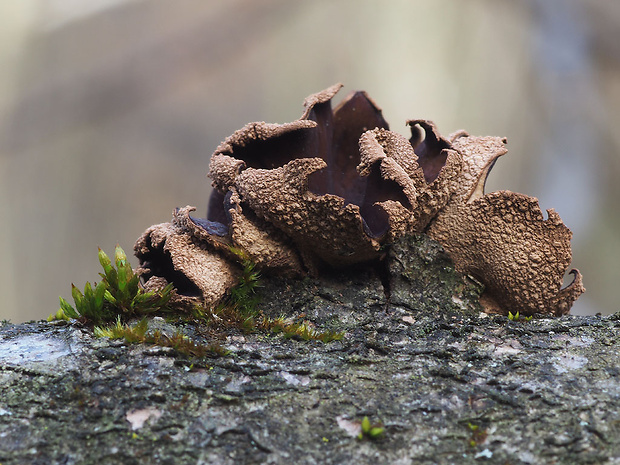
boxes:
[1,235,619,464]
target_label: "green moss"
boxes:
[227,247,262,318]
[466,422,488,447]
[508,311,533,322]
[53,245,343,360]
[94,318,228,358]
[52,246,174,325]
[210,248,344,343]
[259,316,344,343]
[357,416,384,440]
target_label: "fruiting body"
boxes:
[135,84,584,316]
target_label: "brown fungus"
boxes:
[208,84,460,268]
[134,84,584,315]
[134,206,239,307]
[427,132,585,316]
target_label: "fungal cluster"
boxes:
[134,84,584,316]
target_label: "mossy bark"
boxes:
[1,236,618,464]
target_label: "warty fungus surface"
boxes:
[134,84,584,316]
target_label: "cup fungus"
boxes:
[134,84,584,316]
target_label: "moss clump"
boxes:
[53,246,173,325]
[228,247,262,318]
[357,416,384,440]
[208,248,344,343]
[94,318,227,358]
[507,311,532,322]
[53,245,342,357]
[259,316,344,343]
[466,422,488,447]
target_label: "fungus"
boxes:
[426,132,585,316]
[208,84,460,267]
[134,206,239,307]
[134,84,584,316]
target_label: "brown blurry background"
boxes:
[1,0,618,322]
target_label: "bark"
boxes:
[1,235,618,464]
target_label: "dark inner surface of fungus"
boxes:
[190,216,229,237]
[206,190,241,235]
[408,120,450,184]
[229,129,317,171]
[207,190,228,225]
[306,91,389,205]
[207,89,393,235]
[138,237,202,298]
[360,168,412,239]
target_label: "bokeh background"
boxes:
[1,0,618,322]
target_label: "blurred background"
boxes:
[1,0,618,322]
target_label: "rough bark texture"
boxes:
[1,235,618,465]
